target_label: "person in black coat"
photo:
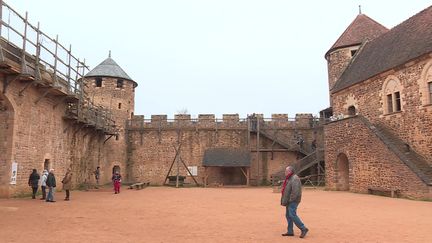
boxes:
[28,169,40,199]
[45,169,56,202]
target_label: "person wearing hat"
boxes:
[46,169,56,202]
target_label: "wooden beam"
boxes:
[204,167,208,188]
[163,143,182,185]
[250,148,290,152]
[179,156,199,187]
[34,87,52,104]
[246,167,250,186]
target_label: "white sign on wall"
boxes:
[10,162,18,185]
[187,166,198,176]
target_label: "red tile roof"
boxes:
[326,14,388,58]
[332,5,432,93]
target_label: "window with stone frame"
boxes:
[117,79,124,88]
[429,82,432,104]
[95,78,102,87]
[421,62,432,106]
[383,78,402,114]
[394,91,401,111]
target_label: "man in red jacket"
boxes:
[280,166,309,238]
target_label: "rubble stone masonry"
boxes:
[325,117,431,199]
[0,74,113,197]
[126,114,322,186]
[331,56,432,163]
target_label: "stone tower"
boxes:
[325,14,388,103]
[84,53,137,182]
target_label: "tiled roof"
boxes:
[326,14,388,58]
[203,148,251,167]
[333,6,432,93]
[85,57,133,81]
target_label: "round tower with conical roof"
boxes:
[84,53,137,182]
[325,14,388,96]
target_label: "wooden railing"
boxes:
[0,1,87,95]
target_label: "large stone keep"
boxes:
[324,6,432,199]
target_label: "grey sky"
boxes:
[12,0,432,118]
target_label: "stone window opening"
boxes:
[394,92,401,111]
[117,79,124,89]
[387,94,393,113]
[95,78,102,87]
[429,82,432,104]
[350,49,357,57]
[118,103,122,109]
[115,135,119,141]
[386,92,401,113]
[420,61,432,106]
[382,77,402,114]
[348,106,356,116]
[43,159,50,170]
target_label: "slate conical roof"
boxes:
[326,14,388,58]
[85,57,136,85]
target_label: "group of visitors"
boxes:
[28,168,72,202]
[30,164,306,238]
[28,166,123,201]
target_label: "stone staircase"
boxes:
[358,116,432,186]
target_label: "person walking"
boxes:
[281,166,309,238]
[62,168,72,201]
[46,169,56,202]
[94,166,101,188]
[112,171,122,194]
[28,169,40,199]
[40,169,48,200]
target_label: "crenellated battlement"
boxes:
[126,113,319,131]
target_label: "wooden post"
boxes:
[176,154,180,188]
[35,22,41,79]
[246,167,250,186]
[240,167,250,186]
[256,119,260,183]
[0,0,3,36]
[53,35,59,80]
[247,116,250,149]
[67,44,72,91]
[204,167,208,188]
[21,12,28,74]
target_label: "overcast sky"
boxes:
[10,0,432,118]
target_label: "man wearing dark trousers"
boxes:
[281,166,309,238]
[28,169,40,199]
[46,169,56,202]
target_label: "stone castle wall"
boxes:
[84,76,136,181]
[0,74,115,197]
[325,117,431,199]
[330,55,432,163]
[126,114,322,186]
[326,47,357,91]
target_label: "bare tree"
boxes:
[177,108,189,114]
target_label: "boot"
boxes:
[300,228,309,238]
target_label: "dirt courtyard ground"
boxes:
[0,187,431,243]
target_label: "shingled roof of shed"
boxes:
[202,148,251,167]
